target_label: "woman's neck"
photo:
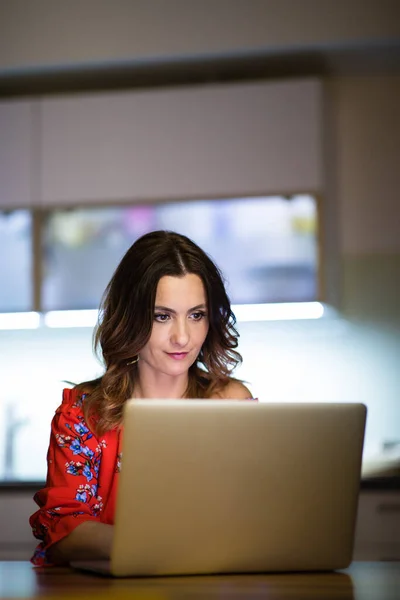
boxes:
[133,366,189,399]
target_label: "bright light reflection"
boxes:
[232,302,325,322]
[44,309,99,328]
[0,311,41,330]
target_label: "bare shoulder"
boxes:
[211,378,253,400]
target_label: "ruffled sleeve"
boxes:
[29,388,106,566]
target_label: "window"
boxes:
[0,210,32,312]
[41,195,319,310]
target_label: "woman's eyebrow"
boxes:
[154,303,207,314]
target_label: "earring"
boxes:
[126,356,139,366]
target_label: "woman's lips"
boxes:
[167,352,189,360]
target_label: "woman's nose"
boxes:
[170,319,189,346]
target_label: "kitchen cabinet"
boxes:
[353,490,400,561]
[39,79,322,206]
[0,490,37,560]
[0,101,35,209]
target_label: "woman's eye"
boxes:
[154,313,170,322]
[191,311,207,321]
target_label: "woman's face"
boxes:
[138,274,209,378]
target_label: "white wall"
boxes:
[0,0,399,71]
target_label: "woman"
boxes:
[30,230,253,566]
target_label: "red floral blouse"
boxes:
[29,388,122,566]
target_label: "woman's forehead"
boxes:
[155,274,207,306]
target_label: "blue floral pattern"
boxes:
[53,416,106,515]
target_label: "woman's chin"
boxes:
[161,357,195,376]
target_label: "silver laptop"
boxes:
[72,399,366,577]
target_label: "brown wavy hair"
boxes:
[78,230,242,434]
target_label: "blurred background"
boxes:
[0,0,399,559]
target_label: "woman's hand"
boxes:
[46,521,114,565]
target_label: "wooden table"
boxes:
[0,561,399,599]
